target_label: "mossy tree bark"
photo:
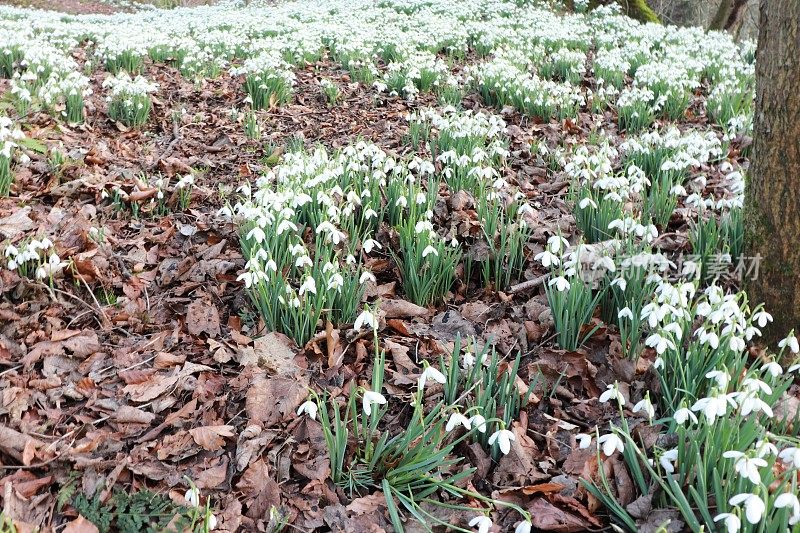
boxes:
[744,0,800,343]
[709,0,748,32]
[586,0,660,23]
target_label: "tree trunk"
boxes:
[708,0,733,30]
[744,0,800,344]
[709,0,747,32]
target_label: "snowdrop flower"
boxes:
[659,448,678,474]
[632,396,654,420]
[673,406,697,425]
[353,309,376,331]
[722,451,767,484]
[419,363,446,390]
[488,429,516,455]
[535,249,560,268]
[752,310,772,328]
[762,361,783,377]
[775,493,800,525]
[714,513,741,533]
[362,389,387,416]
[445,412,471,432]
[618,307,633,320]
[692,392,739,423]
[779,334,800,354]
[645,332,676,355]
[778,447,800,468]
[599,382,625,406]
[359,271,376,284]
[578,197,597,209]
[598,433,624,456]
[514,520,532,533]
[297,400,318,420]
[298,276,317,296]
[295,255,313,268]
[422,245,439,258]
[549,276,570,292]
[706,369,730,390]
[547,235,569,253]
[738,395,773,418]
[576,433,592,449]
[469,414,487,433]
[184,487,200,507]
[728,493,765,524]
[363,239,382,253]
[468,515,492,533]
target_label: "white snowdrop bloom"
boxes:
[576,433,592,449]
[514,520,532,533]
[738,395,773,418]
[692,392,739,423]
[673,407,697,425]
[618,307,633,321]
[468,516,492,533]
[597,433,624,456]
[705,369,730,390]
[548,276,570,292]
[578,197,597,209]
[774,493,800,525]
[753,310,773,328]
[779,447,800,468]
[742,378,772,396]
[363,239,382,254]
[445,412,471,432]
[728,493,765,525]
[419,364,446,390]
[359,271,376,284]
[659,448,678,474]
[645,332,676,355]
[632,397,654,419]
[246,226,266,243]
[599,383,625,406]
[714,513,741,533]
[779,334,800,354]
[762,361,783,377]
[184,487,200,507]
[295,255,313,268]
[362,390,386,416]
[422,245,439,258]
[469,414,487,433]
[535,250,560,268]
[353,310,376,331]
[488,429,516,455]
[296,400,318,420]
[722,451,767,484]
[298,276,317,296]
[547,235,569,253]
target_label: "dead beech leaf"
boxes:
[123,362,212,402]
[528,497,593,533]
[381,299,430,319]
[63,515,99,533]
[190,425,235,451]
[237,332,298,375]
[237,458,280,519]
[186,298,221,337]
[0,207,34,238]
[114,405,156,425]
[245,374,307,428]
[346,492,386,515]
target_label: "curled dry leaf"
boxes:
[190,425,235,451]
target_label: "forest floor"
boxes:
[0,4,765,533]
